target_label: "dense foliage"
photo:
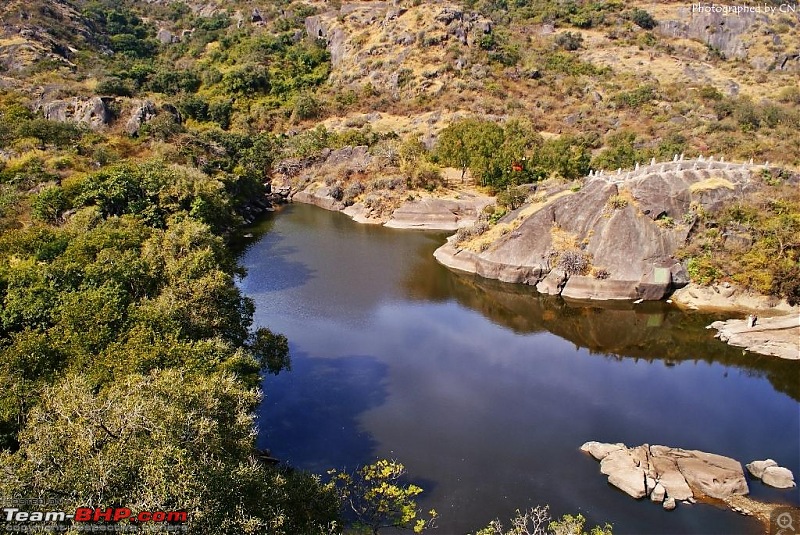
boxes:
[678,174,800,303]
[435,119,591,189]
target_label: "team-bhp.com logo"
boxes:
[3,506,187,532]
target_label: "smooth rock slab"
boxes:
[676,451,748,499]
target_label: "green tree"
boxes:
[330,459,438,534]
[436,119,505,185]
[0,371,339,535]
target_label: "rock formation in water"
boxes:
[434,158,798,301]
[581,442,750,509]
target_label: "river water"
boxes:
[238,203,799,534]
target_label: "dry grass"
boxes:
[689,176,736,193]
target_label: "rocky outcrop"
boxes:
[40,96,111,129]
[581,442,749,510]
[747,459,797,489]
[304,1,493,97]
[125,100,158,136]
[385,196,492,230]
[434,158,789,301]
[656,7,758,60]
[708,314,800,360]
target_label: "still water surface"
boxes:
[238,204,799,534]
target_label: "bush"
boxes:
[95,76,134,97]
[772,265,800,306]
[629,9,657,30]
[555,31,583,51]
[407,161,444,191]
[497,186,527,210]
[557,249,591,275]
[32,186,68,223]
[292,92,322,121]
[606,194,628,210]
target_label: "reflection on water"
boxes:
[239,204,799,535]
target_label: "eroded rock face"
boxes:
[41,96,110,129]
[582,442,749,509]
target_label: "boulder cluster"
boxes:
[581,442,795,512]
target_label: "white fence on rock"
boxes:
[587,154,769,185]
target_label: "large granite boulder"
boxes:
[434,159,782,301]
[746,459,778,479]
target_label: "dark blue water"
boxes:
[238,203,799,534]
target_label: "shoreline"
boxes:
[289,194,800,360]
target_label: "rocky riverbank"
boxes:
[707,314,800,360]
[292,183,492,230]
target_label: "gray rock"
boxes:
[41,96,110,129]
[536,270,567,296]
[761,466,796,489]
[125,100,157,136]
[586,443,749,504]
[156,29,177,44]
[663,497,676,510]
[709,315,800,361]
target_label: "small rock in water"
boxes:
[746,459,777,479]
[663,497,677,510]
[762,466,796,489]
[650,483,666,503]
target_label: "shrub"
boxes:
[292,92,322,121]
[32,186,68,223]
[407,161,444,191]
[772,264,800,306]
[606,194,628,210]
[593,268,610,279]
[687,256,721,285]
[555,31,583,51]
[557,249,591,275]
[629,9,657,30]
[496,186,527,210]
[95,76,134,97]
